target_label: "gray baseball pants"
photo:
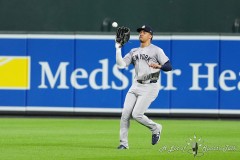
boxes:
[119,82,161,147]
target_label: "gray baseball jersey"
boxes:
[119,44,168,148]
[123,44,169,81]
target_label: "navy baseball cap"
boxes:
[137,25,153,35]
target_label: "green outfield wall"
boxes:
[0,0,239,33]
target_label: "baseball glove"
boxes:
[116,26,130,46]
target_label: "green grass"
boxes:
[0,117,239,160]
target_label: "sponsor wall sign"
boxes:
[0,34,239,115]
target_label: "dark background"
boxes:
[0,0,239,33]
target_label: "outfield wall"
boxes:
[0,0,239,33]
[0,34,240,117]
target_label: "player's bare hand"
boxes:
[149,63,161,69]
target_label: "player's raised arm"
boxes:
[115,26,130,69]
[115,43,126,69]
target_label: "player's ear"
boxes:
[150,34,153,40]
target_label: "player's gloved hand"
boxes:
[115,26,130,47]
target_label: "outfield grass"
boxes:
[0,117,239,160]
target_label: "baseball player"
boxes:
[115,25,172,149]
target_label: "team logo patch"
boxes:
[0,56,30,90]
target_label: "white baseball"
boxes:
[112,22,118,28]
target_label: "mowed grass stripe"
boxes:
[0,118,239,160]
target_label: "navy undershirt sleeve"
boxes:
[161,60,172,71]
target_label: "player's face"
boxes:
[139,30,152,43]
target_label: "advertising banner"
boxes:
[219,38,240,111]
[0,34,239,115]
[0,37,27,108]
[171,36,220,110]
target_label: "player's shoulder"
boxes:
[150,44,164,52]
[150,44,162,49]
[129,47,139,53]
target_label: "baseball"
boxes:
[112,22,118,28]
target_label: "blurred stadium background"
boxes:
[0,0,239,33]
[0,0,240,159]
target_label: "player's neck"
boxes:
[140,41,151,48]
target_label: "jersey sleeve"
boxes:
[123,49,134,67]
[156,48,169,65]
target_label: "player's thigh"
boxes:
[132,92,158,116]
[122,92,137,118]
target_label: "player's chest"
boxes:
[132,49,156,63]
